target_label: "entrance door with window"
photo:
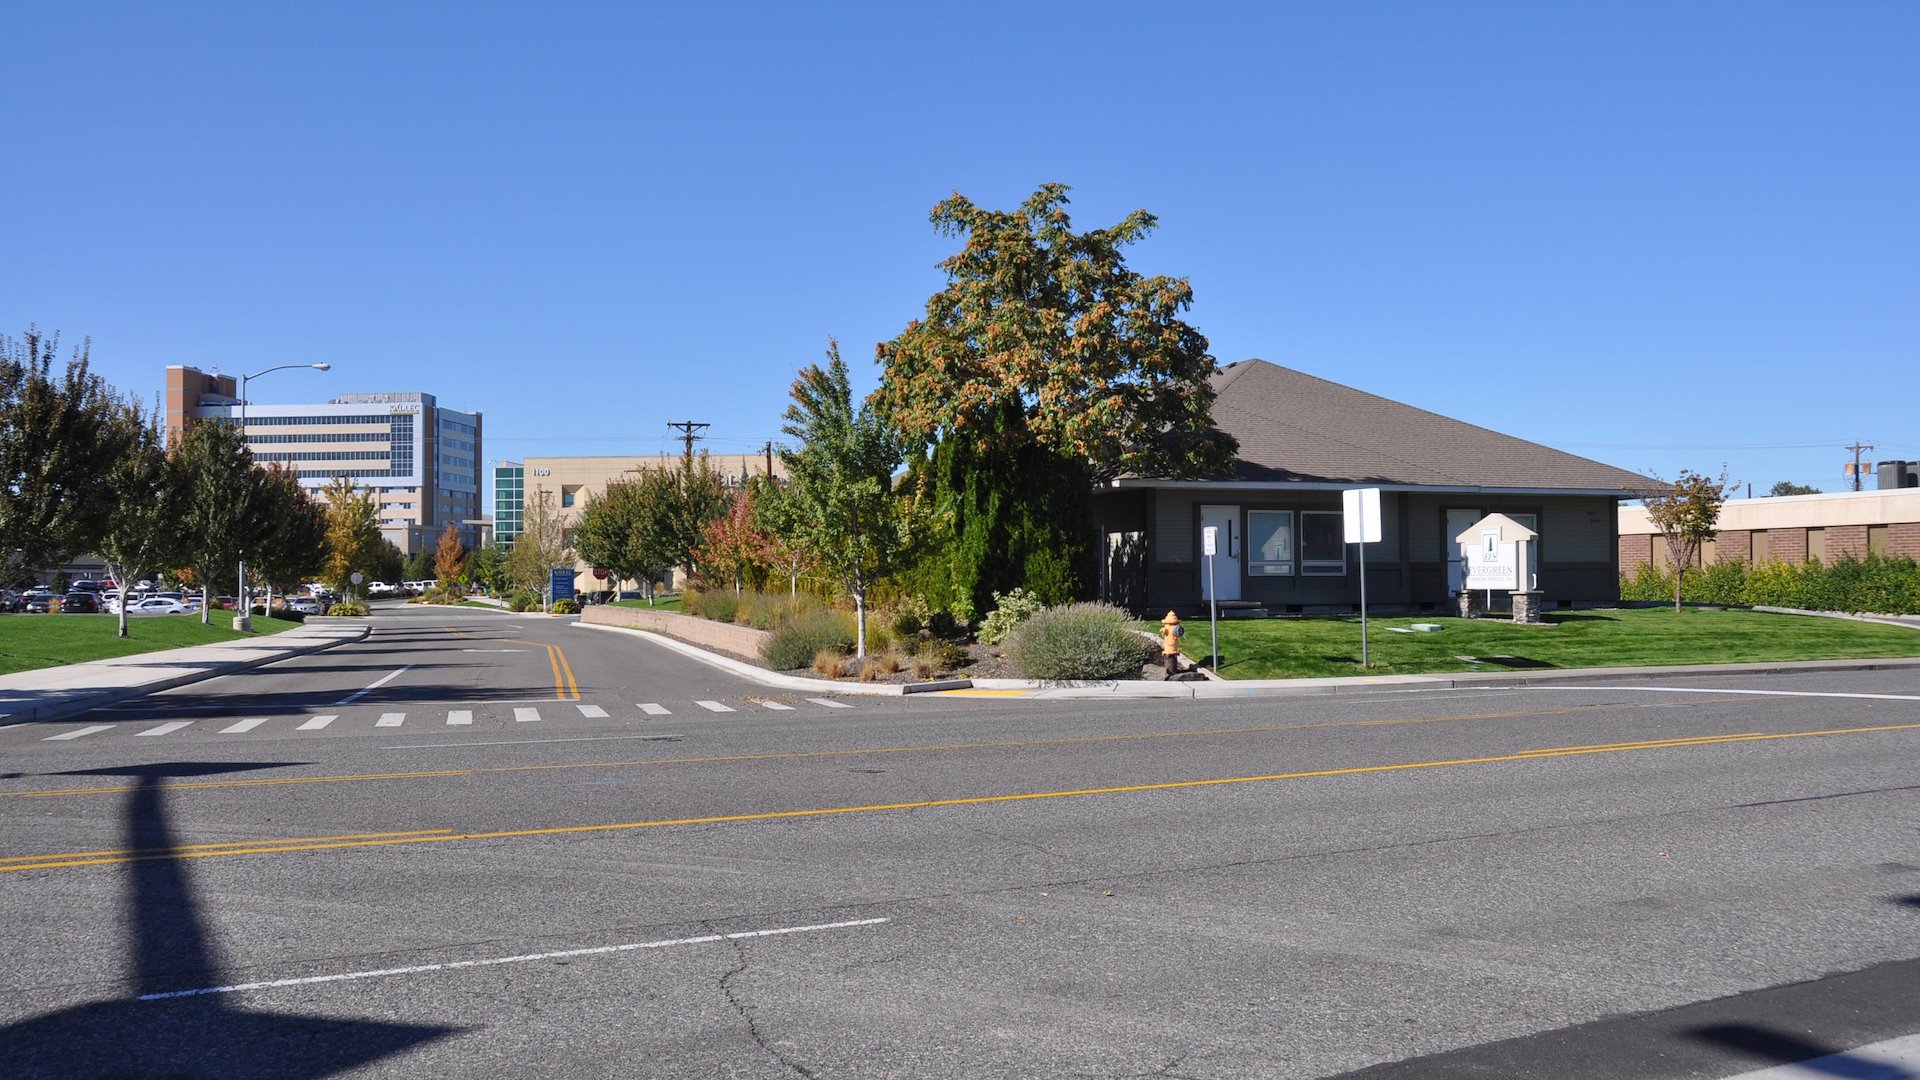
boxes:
[1200,505,1241,601]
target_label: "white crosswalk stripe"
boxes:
[638,703,670,716]
[297,715,338,731]
[695,700,735,713]
[375,713,406,727]
[44,724,114,741]
[808,698,853,709]
[219,718,269,734]
[447,710,473,725]
[576,704,608,718]
[759,701,794,711]
[137,721,194,737]
[514,707,542,722]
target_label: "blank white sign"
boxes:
[1342,488,1382,544]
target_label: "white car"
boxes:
[124,597,190,616]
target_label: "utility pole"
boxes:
[763,440,774,479]
[666,421,709,462]
[1846,440,1875,492]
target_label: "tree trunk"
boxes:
[1674,568,1684,614]
[201,584,212,626]
[854,589,867,658]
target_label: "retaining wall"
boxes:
[581,604,771,659]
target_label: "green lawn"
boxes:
[0,614,299,676]
[611,595,683,613]
[1155,608,1920,680]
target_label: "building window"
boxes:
[1807,528,1826,563]
[1246,511,1294,575]
[561,486,579,508]
[1752,530,1770,562]
[1300,511,1346,575]
[1870,525,1890,556]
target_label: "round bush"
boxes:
[1004,602,1155,680]
[326,602,370,617]
[551,598,580,615]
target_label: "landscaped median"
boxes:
[0,614,303,677]
[1164,607,1920,680]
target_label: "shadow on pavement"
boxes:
[0,761,459,1078]
[1687,1023,1915,1079]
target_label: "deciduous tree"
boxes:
[250,465,326,613]
[174,416,260,623]
[778,342,903,656]
[432,524,468,597]
[101,403,185,638]
[1642,468,1733,614]
[0,326,138,583]
[573,473,678,605]
[319,475,383,599]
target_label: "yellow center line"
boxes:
[554,642,579,699]
[544,643,565,700]
[0,829,454,866]
[442,625,472,638]
[5,720,1917,874]
[0,700,1745,800]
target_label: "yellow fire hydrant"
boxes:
[1160,611,1185,679]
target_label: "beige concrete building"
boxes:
[497,453,785,593]
[166,366,483,555]
[1620,488,1920,569]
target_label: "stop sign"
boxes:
[592,568,609,580]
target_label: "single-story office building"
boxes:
[1093,360,1652,614]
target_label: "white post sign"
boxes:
[1202,526,1219,669]
[1343,488,1381,667]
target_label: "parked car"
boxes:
[124,597,190,616]
[286,597,322,615]
[23,590,56,613]
[0,589,23,613]
[59,591,103,614]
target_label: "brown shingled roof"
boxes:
[1204,360,1651,493]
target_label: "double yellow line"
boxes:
[6,720,1917,875]
[544,642,579,700]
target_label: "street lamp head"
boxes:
[312,363,332,371]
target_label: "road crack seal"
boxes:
[712,922,818,1080]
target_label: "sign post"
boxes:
[1342,488,1382,667]
[549,568,575,614]
[1202,525,1219,670]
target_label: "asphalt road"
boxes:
[3,602,1918,1078]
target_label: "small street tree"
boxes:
[752,477,813,598]
[101,403,185,638]
[320,475,383,601]
[469,545,508,596]
[1642,468,1733,614]
[432,524,468,598]
[693,488,770,596]
[778,343,903,657]
[174,416,259,624]
[505,488,572,598]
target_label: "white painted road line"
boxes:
[514,707,542,722]
[576,704,609,718]
[808,698,852,709]
[219,718,270,734]
[1553,685,1920,703]
[638,703,670,716]
[376,713,406,728]
[138,917,890,1002]
[385,733,685,749]
[44,725,114,741]
[1713,1031,1920,1078]
[759,701,795,711]
[447,710,473,725]
[297,715,338,731]
[695,700,735,713]
[336,664,414,705]
[136,721,195,737]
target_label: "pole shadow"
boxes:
[0,761,459,1078]
[1688,1023,1916,1079]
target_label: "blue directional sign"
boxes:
[549,568,575,601]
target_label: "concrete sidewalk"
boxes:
[576,619,1920,701]
[0,621,371,724]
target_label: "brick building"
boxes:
[1620,488,1920,570]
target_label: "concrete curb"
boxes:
[572,618,1920,701]
[0,623,372,723]
[571,622,964,696]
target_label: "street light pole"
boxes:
[232,362,331,632]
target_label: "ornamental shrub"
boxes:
[551,598,580,615]
[326,602,370,617]
[887,595,932,639]
[763,609,858,670]
[978,587,1044,646]
[1003,602,1155,680]
[507,589,541,613]
[1688,558,1748,606]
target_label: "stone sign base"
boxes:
[1510,590,1544,624]
[1454,591,1482,619]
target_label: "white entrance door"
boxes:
[1200,505,1242,601]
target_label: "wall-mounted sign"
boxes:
[531,468,552,476]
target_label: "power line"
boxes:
[665,420,710,460]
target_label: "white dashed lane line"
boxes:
[297,715,338,731]
[136,721,194,737]
[447,710,473,725]
[219,718,269,734]
[43,725,114,741]
[695,701,735,713]
[576,704,608,718]
[638,704,670,715]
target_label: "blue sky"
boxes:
[4,2,1914,507]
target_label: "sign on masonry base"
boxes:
[549,568,575,602]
